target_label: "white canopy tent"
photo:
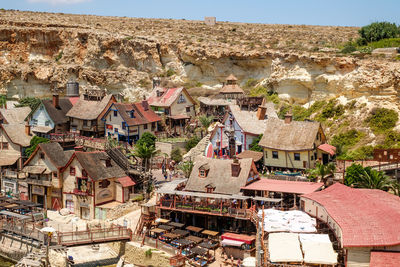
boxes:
[258,209,317,233]
[221,239,245,247]
[299,234,338,265]
[268,233,303,263]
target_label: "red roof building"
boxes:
[370,251,400,267]
[241,178,323,195]
[301,183,400,266]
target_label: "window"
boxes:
[113,110,118,117]
[109,115,111,121]
[151,122,156,131]
[32,119,38,126]
[70,167,76,176]
[294,153,300,161]
[83,120,88,126]
[122,122,126,130]
[2,142,8,150]
[311,155,314,161]
[92,120,97,126]
[40,152,45,159]
[39,105,44,110]
[186,106,191,113]
[114,128,118,133]
[105,159,112,167]
[272,151,279,159]
[264,150,267,158]
[178,94,186,104]
[144,124,148,130]
[199,169,206,177]
[77,177,89,192]
[100,179,110,188]
[45,120,50,126]
[82,169,88,177]
[130,111,135,118]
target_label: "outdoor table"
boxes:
[171,229,189,237]
[158,224,174,231]
[186,235,203,244]
[168,222,185,228]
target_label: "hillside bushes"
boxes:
[365,108,398,133]
[357,22,400,45]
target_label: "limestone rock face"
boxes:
[0,10,399,104]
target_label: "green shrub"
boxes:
[249,134,263,152]
[55,51,63,62]
[171,148,182,163]
[340,42,357,54]
[137,132,156,147]
[357,22,399,45]
[166,69,176,77]
[132,195,144,202]
[345,145,374,160]
[365,108,398,133]
[265,92,280,104]
[16,97,41,110]
[317,100,344,121]
[244,78,258,89]
[382,130,400,148]
[331,129,365,152]
[145,249,153,258]
[344,163,365,186]
[185,136,200,151]
[25,136,49,157]
[249,86,268,97]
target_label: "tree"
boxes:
[136,132,156,148]
[25,136,49,157]
[353,167,393,191]
[185,136,200,151]
[130,143,158,170]
[307,162,336,185]
[198,115,214,132]
[344,163,364,186]
[178,160,194,178]
[0,95,6,108]
[171,147,182,163]
[249,134,263,152]
[16,97,41,110]
[357,22,399,45]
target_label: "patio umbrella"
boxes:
[204,143,214,158]
[40,227,56,233]
[243,257,256,267]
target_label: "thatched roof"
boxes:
[237,150,263,162]
[66,94,114,120]
[259,118,321,151]
[24,142,70,169]
[184,156,257,195]
[1,124,32,147]
[219,84,245,94]
[198,97,234,106]
[0,107,31,124]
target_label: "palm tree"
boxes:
[178,160,194,178]
[198,115,214,136]
[129,143,158,171]
[308,162,336,185]
[353,167,393,191]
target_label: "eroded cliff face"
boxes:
[0,9,399,104]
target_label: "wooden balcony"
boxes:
[158,199,251,219]
[26,178,51,187]
[2,170,27,179]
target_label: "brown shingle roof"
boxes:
[111,102,161,126]
[1,124,32,147]
[39,143,70,168]
[42,98,73,125]
[219,84,245,94]
[0,107,31,124]
[184,156,257,195]
[226,74,238,81]
[259,118,321,151]
[237,150,263,162]
[74,151,126,181]
[66,94,115,120]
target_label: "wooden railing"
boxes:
[56,225,132,246]
[159,199,250,218]
[0,220,45,242]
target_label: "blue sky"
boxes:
[2,0,400,27]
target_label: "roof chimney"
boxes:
[53,94,60,109]
[285,112,293,124]
[231,157,241,177]
[25,121,31,136]
[257,98,267,120]
[142,96,149,111]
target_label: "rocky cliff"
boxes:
[0,9,399,104]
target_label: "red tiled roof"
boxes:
[134,102,161,123]
[112,102,161,126]
[302,183,400,247]
[148,87,181,107]
[318,144,336,156]
[118,176,136,187]
[241,178,323,195]
[68,97,80,106]
[221,233,255,244]
[370,251,400,267]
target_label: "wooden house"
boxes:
[27,95,74,137]
[157,157,260,233]
[61,151,134,220]
[218,74,245,100]
[0,124,32,196]
[22,142,72,210]
[210,102,277,156]
[102,100,161,144]
[301,183,400,267]
[0,106,31,124]
[66,93,116,137]
[259,114,333,170]
[147,87,196,136]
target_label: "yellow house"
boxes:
[259,114,332,170]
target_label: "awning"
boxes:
[221,239,245,247]
[155,218,170,224]
[162,233,180,239]
[186,226,203,233]
[191,246,207,256]
[186,235,203,244]
[221,233,255,245]
[117,176,136,187]
[0,210,30,220]
[31,126,52,133]
[0,154,20,167]
[158,224,174,231]
[168,222,185,228]
[318,144,336,156]
[253,196,282,203]
[22,166,50,174]
[269,233,303,263]
[167,115,190,120]
[202,230,219,236]
[171,229,189,237]
[150,228,166,234]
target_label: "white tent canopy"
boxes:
[221,239,245,247]
[242,257,256,267]
[258,209,317,233]
[299,234,338,265]
[269,233,303,263]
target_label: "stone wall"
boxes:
[155,141,187,157]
